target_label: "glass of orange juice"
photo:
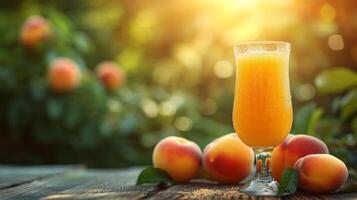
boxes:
[233,41,292,196]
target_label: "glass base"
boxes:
[239,146,290,196]
[240,178,278,196]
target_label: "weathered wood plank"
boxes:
[149,180,357,200]
[283,191,357,200]
[0,165,82,189]
[0,166,356,200]
[0,167,158,200]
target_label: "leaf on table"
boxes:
[277,168,298,196]
[315,67,357,95]
[136,166,173,185]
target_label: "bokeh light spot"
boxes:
[141,98,158,118]
[328,34,344,51]
[129,9,157,44]
[175,45,202,69]
[294,84,316,101]
[107,99,122,113]
[320,3,336,22]
[175,116,193,131]
[213,60,234,79]
[117,49,142,71]
[159,101,177,116]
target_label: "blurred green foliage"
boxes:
[0,5,150,167]
[293,67,357,168]
[0,0,356,169]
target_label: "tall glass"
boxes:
[233,41,292,196]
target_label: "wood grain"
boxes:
[0,166,355,200]
[283,191,357,200]
[0,165,82,189]
[0,167,157,200]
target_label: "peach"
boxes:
[203,133,254,184]
[96,62,125,90]
[294,154,348,193]
[271,134,329,182]
[20,15,51,48]
[152,136,202,183]
[48,58,81,92]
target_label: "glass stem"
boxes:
[254,147,273,182]
[240,147,278,195]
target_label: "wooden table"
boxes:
[0,165,355,200]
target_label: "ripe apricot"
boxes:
[96,62,125,90]
[294,154,348,193]
[48,58,81,92]
[20,15,51,48]
[203,133,254,184]
[152,136,202,183]
[271,134,329,182]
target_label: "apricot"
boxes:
[271,134,329,182]
[20,15,51,48]
[203,133,254,184]
[48,58,81,92]
[294,154,348,193]
[95,62,125,90]
[152,136,202,183]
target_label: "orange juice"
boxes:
[233,50,292,147]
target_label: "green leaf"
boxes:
[331,97,342,113]
[341,89,357,120]
[352,117,357,140]
[314,118,341,141]
[65,108,81,128]
[293,102,316,134]
[307,107,324,135]
[0,68,16,89]
[315,68,357,95]
[74,32,93,54]
[136,166,173,185]
[277,168,298,196]
[46,98,63,120]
